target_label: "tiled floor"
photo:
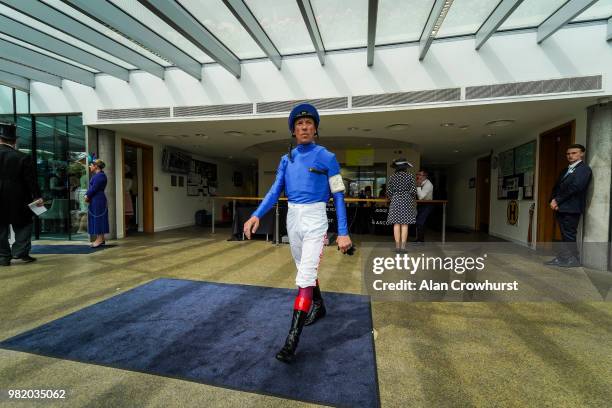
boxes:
[1,227,611,407]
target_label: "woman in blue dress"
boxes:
[85,158,109,247]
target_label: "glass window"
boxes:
[341,163,387,199]
[377,0,435,45]
[41,0,172,67]
[15,89,29,114]
[179,0,265,59]
[437,0,501,38]
[108,0,214,63]
[311,0,369,50]
[16,115,32,155]
[0,84,12,116]
[499,0,567,31]
[245,0,315,54]
[572,0,612,22]
[36,116,70,239]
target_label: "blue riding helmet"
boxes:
[288,103,320,133]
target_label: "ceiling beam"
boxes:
[0,58,62,88]
[139,0,242,77]
[0,0,165,79]
[475,0,525,50]
[537,0,599,44]
[0,69,29,92]
[367,0,379,66]
[222,0,281,70]
[0,15,129,82]
[63,0,202,80]
[0,38,95,87]
[419,0,454,61]
[297,0,325,65]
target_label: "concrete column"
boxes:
[97,129,117,239]
[583,101,612,270]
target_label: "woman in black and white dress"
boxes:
[386,158,417,252]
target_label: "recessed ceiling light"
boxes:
[366,143,372,147]
[458,125,469,130]
[385,123,410,131]
[347,127,359,131]
[440,122,455,127]
[484,133,495,137]
[195,133,207,137]
[224,130,244,136]
[486,119,515,127]
[362,128,372,132]
[228,156,233,159]
[454,150,460,153]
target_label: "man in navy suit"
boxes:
[545,144,592,267]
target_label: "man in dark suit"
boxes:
[545,143,592,267]
[0,122,44,266]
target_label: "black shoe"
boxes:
[557,256,581,268]
[544,257,561,266]
[17,255,37,263]
[276,310,307,363]
[304,299,326,326]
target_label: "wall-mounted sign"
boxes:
[507,200,519,225]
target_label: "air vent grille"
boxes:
[97,107,170,120]
[466,75,602,99]
[174,103,253,117]
[352,88,460,107]
[256,97,348,113]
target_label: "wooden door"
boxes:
[475,156,491,232]
[537,121,574,244]
[122,139,154,234]
[141,147,154,233]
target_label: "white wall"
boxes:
[28,23,612,123]
[447,157,477,230]
[113,133,250,237]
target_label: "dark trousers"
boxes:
[555,212,581,260]
[0,223,33,263]
[415,205,434,242]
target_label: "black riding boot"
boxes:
[304,284,326,326]
[276,309,308,363]
[415,225,425,242]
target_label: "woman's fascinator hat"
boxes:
[88,153,105,169]
[391,158,413,170]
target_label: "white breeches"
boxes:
[286,202,328,288]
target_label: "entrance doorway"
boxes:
[536,121,575,245]
[475,155,491,233]
[122,139,154,235]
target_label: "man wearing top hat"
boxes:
[0,122,44,266]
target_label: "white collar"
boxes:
[568,160,582,170]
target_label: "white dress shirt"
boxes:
[417,179,433,200]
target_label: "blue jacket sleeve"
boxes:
[252,157,287,218]
[333,192,348,235]
[324,151,348,236]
